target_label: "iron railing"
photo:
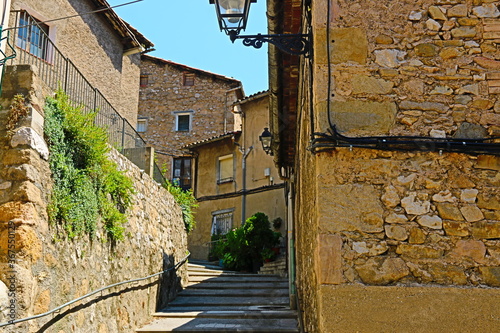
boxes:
[3,10,166,184]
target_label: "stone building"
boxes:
[3,0,153,125]
[0,1,188,331]
[265,0,500,332]
[137,54,243,189]
[184,91,286,260]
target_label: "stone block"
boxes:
[417,215,443,229]
[409,228,426,244]
[474,57,500,69]
[471,221,500,239]
[355,257,409,285]
[436,203,464,221]
[384,225,408,241]
[477,194,500,210]
[399,101,448,113]
[317,233,344,285]
[472,4,500,17]
[444,221,470,237]
[330,100,397,134]
[381,185,400,208]
[415,43,439,57]
[448,4,468,17]
[374,49,406,68]
[451,27,477,38]
[319,184,384,233]
[396,244,444,259]
[10,127,49,161]
[452,240,486,262]
[429,6,448,20]
[426,263,468,285]
[479,267,500,286]
[460,205,485,222]
[401,193,431,216]
[351,75,394,95]
[330,28,368,65]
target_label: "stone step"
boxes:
[151,309,297,319]
[179,288,289,297]
[136,317,299,333]
[188,271,275,277]
[158,305,292,312]
[186,281,289,289]
[189,276,285,283]
[167,296,290,307]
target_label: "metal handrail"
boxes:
[0,252,190,328]
[3,10,167,184]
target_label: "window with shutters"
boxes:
[217,154,234,184]
[173,158,192,190]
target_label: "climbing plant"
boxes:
[163,179,198,233]
[44,90,134,241]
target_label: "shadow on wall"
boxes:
[35,252,183,332]
[156,252,184,311]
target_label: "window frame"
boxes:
[217,154,234,184]
[211,208,235,235]
[16,10,52,62]
[139,74,149,87]
[174,111,193,132]
[136,118,148,132]
[172,157,192,191]
[183,72,195,86]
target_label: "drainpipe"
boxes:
[241,145,253,225]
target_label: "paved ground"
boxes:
[136,261,299,332]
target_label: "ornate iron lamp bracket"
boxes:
[229,31,311,57]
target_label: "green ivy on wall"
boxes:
[44,90,134,242]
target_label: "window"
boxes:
[17,11,50,60]
[137,118,147,132]
[140,74,149,87]
[218,154,234,184]
[173,158,192,190]
[211,209,234,235]
[175,112,192,132]
[183,72,195,86]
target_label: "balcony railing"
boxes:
[3,10,166,184]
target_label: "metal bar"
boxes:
[0,252,190,328]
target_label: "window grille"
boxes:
[211,211,233,235]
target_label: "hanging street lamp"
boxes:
[209,0,311,57]
[259,127,273,155]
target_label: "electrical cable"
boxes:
[4,0,144,31]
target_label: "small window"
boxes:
[183,72,195,86]
[16,11,50,60]
[173,158,192,190]
[211,209,234,235]
[137,119,147,132]
[140,74,149,87]
[218,154,234,184]
[175,112,192,132]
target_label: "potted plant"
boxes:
[261,248,275,262]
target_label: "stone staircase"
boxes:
[258,255,287,277]
[136,261,299,333]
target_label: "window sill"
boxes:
[217,178,234,185]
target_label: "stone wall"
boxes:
[0,65,188,332]
[138,55,242,178]
[9,0,143,125]
[296,0,500,331]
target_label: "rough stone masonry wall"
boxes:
[313,0,500,288]
[0,66,188,332]
[138,57,240,169]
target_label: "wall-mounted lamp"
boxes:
[259,127,273,155]
[209,0,311,57]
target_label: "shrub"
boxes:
[44,90,134,242]
[163,179,198,233]
[214,212,281,271]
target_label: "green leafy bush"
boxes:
[44,90,134,241]
[214,212,281,271]
[163,179,198,232]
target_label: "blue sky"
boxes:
[108,0,269,96]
